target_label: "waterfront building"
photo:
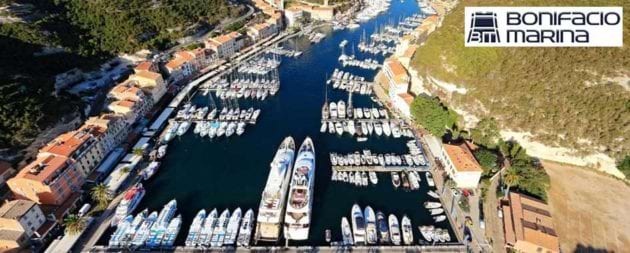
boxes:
[502,192,560,253]
[107,81,153,123]
[247,22,278,42]
[0,161,16,189]
[205,32,244,59]
[7,155,84,205]
[134,61,159,74]
[438,142,482,189]
[0,200,47,252]
[84,114,129,155]
[164,50,203,82]
[284,7,304,27]
[384,58,410,95]
[128,70,167,103]
[392,93,414,118]
[290,4,334,21]
[38,127,107,178]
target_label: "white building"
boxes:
[438,142,483,189]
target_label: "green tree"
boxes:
[63,214,87,235]
[133,148,144,156]
[410,95,458,137]
[91,183,112,210]
[120,166,131,174]
[618,156,630,178]
[470,118,500,149]
[474,149,499,176]
[502,167,521,197]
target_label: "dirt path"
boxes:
[543,161,630,252]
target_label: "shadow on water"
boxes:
[97,0,457,247]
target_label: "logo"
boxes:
[465,7,623,47]
[467,12,500,43]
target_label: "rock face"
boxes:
[409,0,630,177]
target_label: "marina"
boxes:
[97,0,458,249]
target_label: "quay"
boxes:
[332,165,429,172]
[329,76,374,86]
[90,244,467,252]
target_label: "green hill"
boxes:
[411,0,630,160]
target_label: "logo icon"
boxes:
[467,12,500,43]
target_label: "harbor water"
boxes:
[98,0,455,247]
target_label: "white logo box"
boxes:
[464,7,623,47]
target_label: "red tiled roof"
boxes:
[17,155,71,182]
[443,143,483,172]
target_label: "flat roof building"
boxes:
[439,142,483,188]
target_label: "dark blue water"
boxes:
[99,0,454,247]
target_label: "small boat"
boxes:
[141,161,160,181]
[210,209,230,247]
[236,122,246,136]
[401,215,413,245]
[389,214,401,245]
[430,208,444,215]
[338,100,346,119]
[330,102,338,119]
[320,122,327,133]
[351,204,366,245]
[427,190,440,199]
[162,122,179,143]
[382,121,392,136]
[156,145,168,159]
[335,122,344,135]
[419,225,434,242]
[376,211,389,243]
[177,121,191,136]
[341,217,354,246]
[185,209,207,247]
[374,122,383,136]
[161,214,182,247]
[364,206,377,244]
[237,209,254,247]
[391,172,401,188]
[426,172,435,187]
[198,209,218,247]
[131,211,158,247]
[424,201,442,209]
[328,121,335,134]
[224,207,242,245]
[109,215,133,247]
[325,229,332,243]
[368,172,378,185]
[433,215,447,223]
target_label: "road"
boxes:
[169,4,255,53]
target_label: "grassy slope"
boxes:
[411,0,630,159]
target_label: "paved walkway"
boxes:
[483,175,506,253]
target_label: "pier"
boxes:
[91,244,467,252]
[332,165,429,172]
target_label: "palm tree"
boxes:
[64,214,86,235]
[502,168,521,197]
[91,183,112,210]
[120,166,130,174]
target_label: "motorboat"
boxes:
[364,206,377,244]
[351,204,366,245]
[284,137,316,241]
[237,209,254,247]
[401,215,413,245]
[255,137,295,242]
[185,209,207,247]
[112,183,145,227]
[341,217,354,246]
[376,211,389,243]
[389,214,401,245]
[224,207,242,245]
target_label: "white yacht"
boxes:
[111,183,145,227]
[338,100,346,119]
[402,215,413,245]
[389,214,401,245]
[330,102,338,119]
[210,209,230,247]
[255,137,296,242]
[351,204,366,245]
[284,137,316,241]
[185,209,206,247]
[198,209,218,247]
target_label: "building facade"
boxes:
[38,128,106,178]
[7,155,85,205]
[438,142,483,188]
[205,32,244,59]
[128,70,167,103]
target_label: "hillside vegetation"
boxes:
[411,0,630,161]
[0,0,241,152]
